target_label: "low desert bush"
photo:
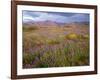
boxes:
[65,33,78,40]
[65,33,89,40]
[46,39,60,45]
[23,40,89,68]
[23,26,38,32]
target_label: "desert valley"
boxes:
[23,20,89,68]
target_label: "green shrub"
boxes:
[23,26,38,32]
[40,49,71,67]
[65,33,78,40]
[23,38,89,68]
[46,39,60,45]
[23,53,35,64]
[65,33,89,40]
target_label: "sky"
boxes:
[22,10,90,23]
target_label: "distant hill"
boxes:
[23,21,89,28]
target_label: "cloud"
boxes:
[70,14,89,22]
[23,11,68,23]
[23,11,89,23]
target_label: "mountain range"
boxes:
[23,20,89,27]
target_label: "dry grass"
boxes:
[23,25,89,68]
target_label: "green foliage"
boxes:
[23,41,89,68]
[71,43,89,66]
[23,53,35,64]
[65,33,89,40]
[65,33,78,40]
[46,39,60,45]
[23,26,38,32]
